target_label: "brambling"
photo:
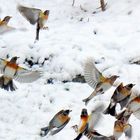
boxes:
[122,95,140,120]
[40,109,72,137]
[113,116,132,140]
[0,56,42,91]
[104,83,135,116]
[83,58,119,105]
[17,5,49,41]
[0,16,15,34]
[73,105,113,140]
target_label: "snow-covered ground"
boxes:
[0,0,140,139]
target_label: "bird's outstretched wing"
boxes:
[88,104,104,130]
[84,58,104,88]
[0,25,15,34]
[14,67,42,83]
[17,5,41,25]
[0,58,7,74]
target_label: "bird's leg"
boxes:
[35,22,40,41]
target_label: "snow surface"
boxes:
[0,0,140,139]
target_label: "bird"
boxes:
[0,16,11,26]
[0,56,42,91]
[113,114,132,140]
[0,16,14,34]
[83,58,119,105]
[40,109,72,137]
[17,5,49,41]
[104,83,135,116]
[117,95,140,120]
[73,106,114,140]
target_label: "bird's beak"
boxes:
[132,84,136,87]
[69,110,72,112]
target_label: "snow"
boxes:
[0,0,140,139]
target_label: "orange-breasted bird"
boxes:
[113,114,132,140]
[83,58,119,105]
[0,56,42,91]
[0,16,15,34]
[0,16,11,26]
[40,109,72,137]
[104,83,135,116]
[117,95,140,120]
[17,5,49,41]
[73,106,114,140]
[113,95,140,139]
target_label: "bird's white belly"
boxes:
[102,83,111,92]
[4,67,16,78]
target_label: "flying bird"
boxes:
[104,83,135,116]
[0,16,15,34]
[17,5,49,41]
[0,56,42,91]
[40,109,71,137]
[83,58,119,105]
[73,105,114,140]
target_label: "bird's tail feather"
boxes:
[104,102,117,116]
[40,126,50,137]
[83,90,97,105]
[0,76,17,91]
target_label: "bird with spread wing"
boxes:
[0,56,42,91]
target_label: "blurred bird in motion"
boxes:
[113,111,132,140]
[0,56,42,91]
[0,16,15,34]
[104,83,135,116]
[17,5,49,41]
[113,95,140,139]
[40,109,71,137]
[73,105,114,140]
[83,58,119,105]
[116,95,140,121]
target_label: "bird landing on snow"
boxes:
[17,5,49,42]
[0,56,42,91]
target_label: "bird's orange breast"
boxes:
[133,97,140,103]
[58,114,69,124]
[6,62,18,69]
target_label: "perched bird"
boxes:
[73,106,114,140]
[104,83,135,116]
[0,56,42,91]
[113,114,132,140]
[83,58,119,105]
[40,109,72,137]
[17,5,49,41]
[0,16,14,34]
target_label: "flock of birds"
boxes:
[0,4,140,140]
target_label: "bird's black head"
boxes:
[81,108,88,117]
[3,16,12,22]
[126,83,135,89]
[10,56,19,63]
[44,10,49,16]
[63,109,72,115]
